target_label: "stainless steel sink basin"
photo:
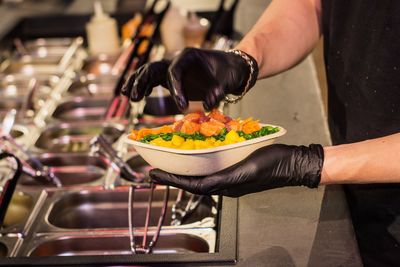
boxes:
[0,98,22,121]
[24,38,77,59]
[0,75,58,120]
[46,188,214,229]
[0,236,22,257]
[10,129,23,139]
[25,38,76,48]
[10,125,28,139]
[68,74,117,97]
[20,154,108,186]
[47,188,176,229]
[34,122,124,152]
[0,98,22,110]
[0,74,57,98]
[81,54,119,76]
[0,243,7,257]
[0,76,34,99]
[29,233,210,256]
[4,57,64,75]
[52,97,110,122]
[3,191,34,229]
[3,37,83,75]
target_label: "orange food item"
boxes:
[242,119,261,134]
[136,128,154,140]
[183,111,206,123]
[208,109,230,123]
[155,125,173,134]
[129,109,264,141]
[172,120,184,132]
[226,120,242,131]
[130,125,173,141]
[200,119,225,137]
[181,121,201,134]
[129,129,139,140]
[240,117,253,126]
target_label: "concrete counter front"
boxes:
[236,185,361,267]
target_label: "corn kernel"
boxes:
[225,130,240,143]
[171,135,185,146]
[214,140,223,147]
[194,140,208,149]
[180,139,195,149]
[206,137,216,145]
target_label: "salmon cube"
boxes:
[181,121,201,134]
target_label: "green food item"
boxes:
[238,126,279,140]
[139,126,279,143]
[160,133,173,141]
[175,132,206,141]
[215,128,228,141]
[140,132,207,143]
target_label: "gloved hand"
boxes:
[121,47,258,111]
[149,144,324,197]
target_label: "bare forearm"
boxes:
[321,133,400,184]
[235,0,322,78]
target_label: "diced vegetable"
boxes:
[128,109,280,150]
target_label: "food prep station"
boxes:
[0,1,363,266]
[0,4,239,264]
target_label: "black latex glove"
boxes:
[121,47,258,111]
[149,144,324,197]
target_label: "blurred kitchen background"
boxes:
[0,0,330,146]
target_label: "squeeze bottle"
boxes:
[86,1,120,55]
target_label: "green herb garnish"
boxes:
[139,126,279,143]
[237,126,279,140]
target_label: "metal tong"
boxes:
[0,152,22,228]
[105,36,154,120]
[105,0,170,121]
[18,77,39,120]
[130,0,171,43]
[58,37,84,72]
[89,134,145,183]
[0,109,62,187]
[128,184,169,254]
[204,0,239,43]
[109,0,166,75]
[171,190,205,226]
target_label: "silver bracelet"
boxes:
[224,49,257,104]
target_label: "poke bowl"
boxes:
[123,110,287,176]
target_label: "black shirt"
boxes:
[322,0,400,145]
[322,1,400,266]
[321,0,400,266]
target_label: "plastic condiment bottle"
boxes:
[160,5,187,59]
[183,12,210,48]
[86,1,120,55]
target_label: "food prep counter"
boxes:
[0,1,362,266]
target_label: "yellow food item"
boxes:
[206,137,216,146]
[214,140,223,147]
[180,139,195,150]
[171,135,185,147]
[194,140,208,149]
[225,130,240,144]
[150,137,168,147]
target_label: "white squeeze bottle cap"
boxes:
[86,1,120,55]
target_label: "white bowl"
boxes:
[123,124,287,176]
